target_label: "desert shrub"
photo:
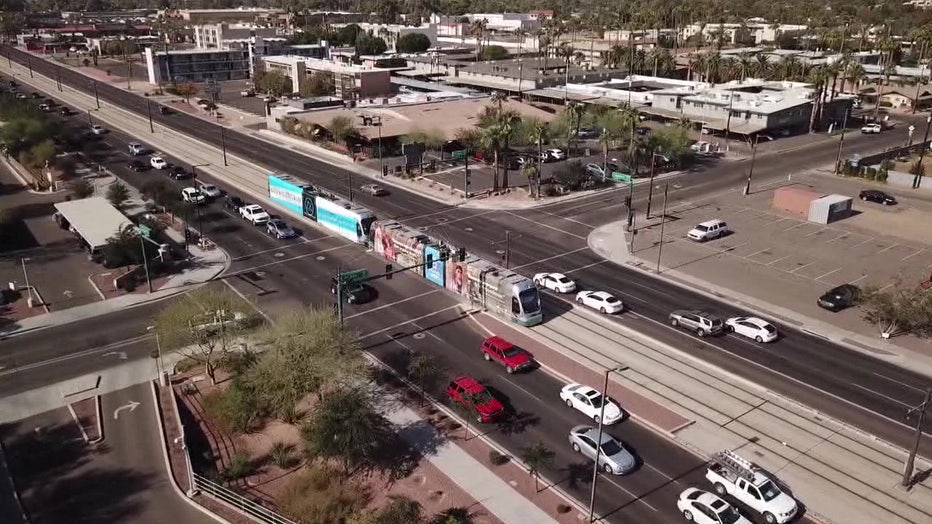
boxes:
[222,450,255,481]
[203,378,266,434]
[269,441,297,469]
[277,463,370,524]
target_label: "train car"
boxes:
[268,173,308,215]
[372,220,431,275]
[315,197,375,244]
[446,254,479,296]
[466,259,542,326]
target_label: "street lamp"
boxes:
[588,365,625,523]
[20,257,32,305]
[146,325,167,387]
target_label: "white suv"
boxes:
[150,155,168,169]
[861,123,882,134]
[687,219,728,242]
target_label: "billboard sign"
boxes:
[424,245,444,287]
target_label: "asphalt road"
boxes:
[7,43,929,454]
[0,383,211,523]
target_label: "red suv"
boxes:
[481,336,532,374]
[446,376,504,423]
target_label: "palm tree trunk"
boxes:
[492,150,500,191]
[502,145,510,189]
[536,138,544,198]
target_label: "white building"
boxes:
[192,23,294,75]
[681,21,808,46]
[349,23,438,51]
[563,75,709,107]
[430,12,543,35]
[261,56,392,99]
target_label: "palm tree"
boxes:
[844,62,866,94]
[521,440,554,492]
[736,52,753,81]
[564,101,585,155]
[604,44,625,69]
[807,66,829,133]
[617,104,639,156]
[873,62,897,121]
[527,119,550,197]
[481,110,522,191]
[469,18,488,62]
[753,54,770,79]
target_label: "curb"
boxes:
[150,380,229,524]
[86,273,107,301]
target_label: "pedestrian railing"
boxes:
[192,473,296,524]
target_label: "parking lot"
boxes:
[628,170,932,340]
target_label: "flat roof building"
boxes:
[53,197,131,253]
[145,47,250,84]
[262,56,391,99]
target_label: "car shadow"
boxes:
[481,385,540,435]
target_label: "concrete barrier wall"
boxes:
[886,169,917,188]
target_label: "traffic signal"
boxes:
[456,247,466,262]
[426,254,433,269]
[385,264,393,279]
[624,195,632,208]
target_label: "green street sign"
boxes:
[452,150,467,160]
[339,269,369,283]
[138,224,152,239]
[611,172,632,182]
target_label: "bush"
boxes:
[553,161,588,191]
[481,45,508,60]
[277,463,370,524]
[268,442,296,469]
[69,178,95,199]
[542,184,560,197]
[203,378,266,434]
[396,33,431,53]
[876,170,888,183]
[222,450,255,481]
[489,449,510,466]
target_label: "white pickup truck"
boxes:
[705,450,798,524]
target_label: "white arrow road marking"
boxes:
[113,401,140,420]
[102,351,128,360]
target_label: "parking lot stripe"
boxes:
[805,228,828,237]
[851,237,875,249]
[849,274,869,284]
[765,255,792,266]
[815,267,843,281]
[877,243,899,254]
[745,248,772,259]
[789,262,814,274]
[825,233,848,244]
[782,222,808,231]
[901,249,925,261]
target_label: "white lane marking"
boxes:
[221,278,273,323]
[603,477,659,511]
[228,244,353,274]
[871,372,926,393]
[815,267,843,281]
[504,212,587,240]
[510,247,590,270]
[851,383,913,409]
[358,305,464,339]
[901,249,925,261]
[345,289,444,320]
[563,260,609,274]
[0,335,151,377]
[230,235,332,261]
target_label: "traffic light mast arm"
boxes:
[360,247,466,283]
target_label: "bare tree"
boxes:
[861,280,932,339]
[154,287,259,384]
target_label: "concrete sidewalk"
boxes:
[489,295,932,524]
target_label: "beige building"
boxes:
[262,56,392,99]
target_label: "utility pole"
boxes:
[915,113,931,189]
[902,388,932,487]
[744,134,759,196]
[377,115,383,176]
[93,81,100,110]
[219,126,228,166]
[463,151,470,198]
[724,92,734,153]
[588,366,623,523]
[335,264,344,326]
[56,69,62,92]
[656,183,668,273]
[87,109,93,126]
[833,108,850,175]
[20,257,32,305]
[348,170,354,202]
[26,56,32,78]
[505,230,511,269]
[646,153,657,219]
[138,234,152,293]
[147,99,154,133]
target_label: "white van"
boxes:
[687,219,729,242]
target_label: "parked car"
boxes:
[567,425,636,475]
[669,310,724,337]
[150,155,169,170]
[687,219,729,242]
[575,290,624,314]
[560,383,624,424]
[676,488,751,524]
[240,204,270,225]
[58,107,71,116]
[90,124,107,135]
[360,184,388,196]
[158,105,170,115]
[127,159,147,172]
[547,148,566,160]
[31,92,41,99]
[266,218,296,239]
[533,272,577,293]
[224,195,245,212]
[817,284,860,312]
[577,128,600,139]
[329,279,373,304]
[128,142,147,155]
[725,316,778,343]
[240,88,256,97]
[859,189,897,205]
[181,187,206,204]
[480,336,533,374]
[38,103,52,112]
[446,376,504,423]
[169,166,193,180]
[198,183,222,198]
[861,123,883,134]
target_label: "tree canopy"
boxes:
[395,33,431,54]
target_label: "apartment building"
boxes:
[145,47,250,84]
[262,56,391,99]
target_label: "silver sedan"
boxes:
[567,425,636,475]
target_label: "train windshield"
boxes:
[518,288,540,315]
[360,216,376,238]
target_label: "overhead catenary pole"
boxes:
[26,56,32,78]
[833,108,850,175]
[56,68,62,92]
[147,99,154,133]
[20,257,32,304]
[744,134,759,195]
[724,92,734,153]
[87,108,93,126]
[505,230,511,269]
[138,233,152,293]
[901,388,932,487]
[335,264,344,326]
[587,366,621,523]
[93,81,100,109]
[646,153,657,218]
[656,183,668,273]
[219,126,228,166]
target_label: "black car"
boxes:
[817,284,861,312]
[128,159,147,172]
[58,107,71,116]
[577,128,600,139]
[224,195,245,212]
[330,279,373,304]
[158,105,170,115]
[859,189,897,205]
[31,92,41,99]
[169,166,193,180]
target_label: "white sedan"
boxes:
[725,316,778,343]
[534,272,576,293]
[575,290,623,314]
[150,155,169,170]
[677,488,751,524]
[560,383,624,425]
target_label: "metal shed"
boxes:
[809,194,853,224]
[53,197,131,252]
